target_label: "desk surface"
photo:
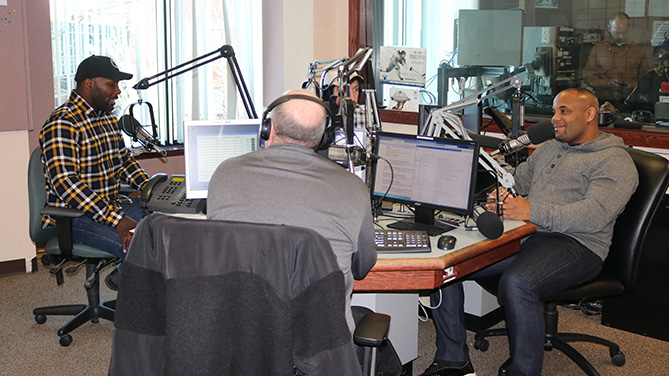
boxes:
[354,218,536,292]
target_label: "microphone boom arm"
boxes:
[133,45,257,119]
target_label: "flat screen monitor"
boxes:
[371,132,479,235]
[184,119,261,199]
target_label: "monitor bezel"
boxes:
[183,119,262,199]
[370,131,480,218]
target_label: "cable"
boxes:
[371,156,394,217]
[417,288,442,322]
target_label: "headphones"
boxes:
[260,93,335,150]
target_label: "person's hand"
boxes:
[499,195,530,221]
[485,189,530,221]
[115,216,137,253]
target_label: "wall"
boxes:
[0,0,53,267]
[262,0,348,103]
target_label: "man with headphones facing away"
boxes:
[206,89,377,333]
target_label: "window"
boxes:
[49,0,263,145]
[372,0,669,120]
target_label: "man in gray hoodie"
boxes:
[420,88,638,376]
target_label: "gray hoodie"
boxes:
[513,132,638,260]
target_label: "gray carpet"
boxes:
[2,263,668,376]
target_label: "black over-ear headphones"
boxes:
[260,93,335,150]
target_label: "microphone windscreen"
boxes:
[119,114,141,137]
[527,120,555,144]
[476,211,504,239]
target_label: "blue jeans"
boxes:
[429,232,603,376]
[71,197,144,260]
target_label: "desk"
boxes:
[354,219,536,292]
[352,218,536,365]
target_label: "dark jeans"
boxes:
[429,232,603,376]
[71,197,144,260]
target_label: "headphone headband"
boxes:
[260,93,335,150]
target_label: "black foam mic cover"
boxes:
[527,120,555,144]
[120,114,141,137]
[473,205,504,239]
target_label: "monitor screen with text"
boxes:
[371,132,479,219]
[184,119,261,199]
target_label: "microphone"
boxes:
[492,120,554,156]
[472,205,504,239]
[325,145,375,165]
[120,115,159,145]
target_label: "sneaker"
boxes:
[105,267,121,291]
[419,361,475,376]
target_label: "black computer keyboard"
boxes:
[374,229,431,253]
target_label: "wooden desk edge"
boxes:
[354,222,537,292]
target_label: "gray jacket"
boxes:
[514,132,638,260]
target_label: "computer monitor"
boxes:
[184,119,261,199]
[371,132,479,235]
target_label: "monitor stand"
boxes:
[386,207,455,237]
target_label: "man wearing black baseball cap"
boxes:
[40,55,149,290]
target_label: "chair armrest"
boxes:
[119,184,138,195]
[39,207,84,257]
[353,312,391,348]
[40,207,85,218]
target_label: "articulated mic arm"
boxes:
[133,45,257,119]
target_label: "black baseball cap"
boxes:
[75,55,133,82]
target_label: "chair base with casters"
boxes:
[34,262,116,347]
[33,237,118,346]
[474,299,625,376]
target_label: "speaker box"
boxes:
[601,196,669,342]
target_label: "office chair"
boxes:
[473,148,669,376]
[109,214,390,376]
[28,148,117,347]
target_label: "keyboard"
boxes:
[374,229,431,253]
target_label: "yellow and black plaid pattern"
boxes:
[40,91,149,228]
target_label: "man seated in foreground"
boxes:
[206,89,377,332]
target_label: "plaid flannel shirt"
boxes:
[40,90,149,228]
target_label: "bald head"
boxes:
[609,13,631,44]
[556,88,599,112]
[268,89,327,149]
[552,88,600,145]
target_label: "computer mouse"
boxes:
[437,235,457,250]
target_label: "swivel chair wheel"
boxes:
[611,351,625,367]
[59,334,73,347]
[34,314,46,324]
[41,254,53,266]
[474,338,489,352]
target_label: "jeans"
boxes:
[429,232,603,376]
[71,197,144,260]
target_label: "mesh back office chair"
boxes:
[109,214,389,376]
[28,147,117,347]
[473,148,669,376]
